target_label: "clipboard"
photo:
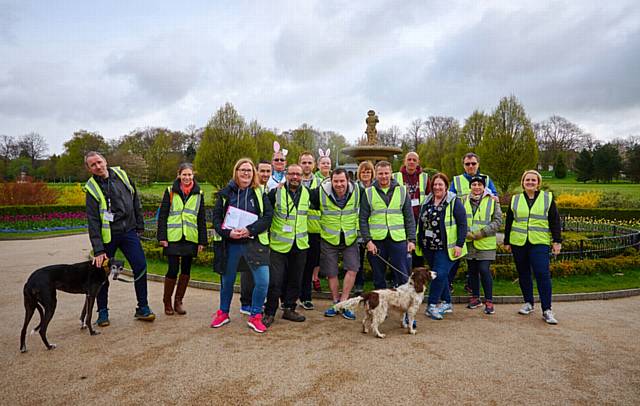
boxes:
[222,205,258,230]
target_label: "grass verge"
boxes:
[118,257,640,296]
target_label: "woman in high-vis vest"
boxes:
[504,170,562,325]
[210,158,273,333]
[417,173,468,320]
[462,175,502,315]
[157,163,207,316]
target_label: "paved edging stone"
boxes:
[123,270,640,303]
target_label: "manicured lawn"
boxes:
[118,257,640,296]
[0,228,87,240]
[539,172,640,198]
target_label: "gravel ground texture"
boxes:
[1,234,639,405]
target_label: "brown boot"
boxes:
[163,277,176,315]
[174,274,190,315]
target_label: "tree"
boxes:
[377,125,402,148]
[574,149,594,183]
[403,118,424,152]
[554,153,567,179]
[418,116,464,176]
[592,143,622,182]
[624,143,640,182]
[534,115,588,169]
[194,103,257,187]
[56,130,109,181]
[461,110,487,148]
[0,135,19,161]
[17,132,48,166]
[477,95,538,194]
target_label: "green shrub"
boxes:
[0,204,159,216]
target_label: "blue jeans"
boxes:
[425,249,454,305]
[219,242,269,316]
[367,238,409,289]
[512,243,552,311]
[97,229,148,311]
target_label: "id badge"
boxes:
[282,225,293,233]
[424,229,435,238]
[411,198,420,207]
[103,211,114,222]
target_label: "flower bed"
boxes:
[0,210,158,233]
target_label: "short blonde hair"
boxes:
[232,158,260,189]
[357,160,374,181]
[520,169,542,190]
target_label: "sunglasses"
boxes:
[464,162,478,166]
[273,158,286,162]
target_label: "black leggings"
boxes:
[467,259,493,300]
[166,255,193,279]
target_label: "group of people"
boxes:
[83,147,562,334]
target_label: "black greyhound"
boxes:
[20,258,124,353]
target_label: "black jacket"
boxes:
[157,179,208,255]
[86,168,143,256]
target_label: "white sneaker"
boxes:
[543,310,558,325]
[518,302,534,315]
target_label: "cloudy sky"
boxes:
[1,0,639,154]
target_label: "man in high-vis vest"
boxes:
[299,151,322,310]
[84,151,155,327]
[308,168,360,320]
[392,151,429,267]
[239,160,272,315]
[263,164,309,327]
[360,160,416,289]
[448,152,498,295]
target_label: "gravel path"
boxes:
[1,234,639,405]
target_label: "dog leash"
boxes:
[115,268,147,284]
[372,252,409,279]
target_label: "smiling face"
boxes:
[470,180,485,196]
[272,152,286,172]
[318,157,332,176]
[179,168,194,187]
[286,164,302,190]
[432,178,447,199]
[257,163,272,185]
[86,154,109,178]
[522,173,540,193]
[375,165,391,188]
[331,172,348,198]
[236,162,254,188]
[359,167,372,183]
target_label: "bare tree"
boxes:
[17,132,48,165]
[403,118,424,151]
[377,125,402,147]
[534,115,588,167]
[0,135,19,160]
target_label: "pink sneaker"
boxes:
[210,310,230,328]
[247,314,267,333]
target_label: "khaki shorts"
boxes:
[319,239,360,277]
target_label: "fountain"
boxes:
[342,110,402,163]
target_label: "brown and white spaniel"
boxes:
[334,267,435,338]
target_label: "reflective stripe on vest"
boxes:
[319,185,360,246]
[509,191,552,246]
[305,176,322,234]
[392,172,429,204]
[83,167,134,244]
[453,174,492,197]
[270,186,310,253]
[463,195,496,251]
[166,186,202,243]
[366,185,407,242]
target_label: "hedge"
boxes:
[497,206,640,221]
[0,204,159,216]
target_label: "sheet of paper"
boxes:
[222,205,259,230]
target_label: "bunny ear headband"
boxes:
[273,141,288,157]
[318,148,331,158]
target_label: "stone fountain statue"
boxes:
[365,110,379,145]
[342,109,402,163]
